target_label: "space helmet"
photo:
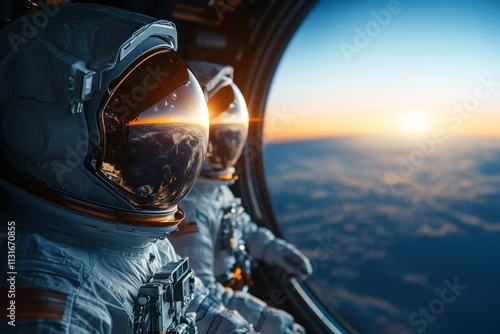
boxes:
[0,3,208,238]
[188,61,249,181]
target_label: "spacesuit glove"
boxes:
[195,297,259,334]
[256,307,306,334]
[209,282,305,334]
[263,238,313,281]
[190,278,258,333]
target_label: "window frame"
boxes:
[230,1,355,332]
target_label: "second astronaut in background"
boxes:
[169,61,313,334]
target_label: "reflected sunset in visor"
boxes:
[99,48,209,210]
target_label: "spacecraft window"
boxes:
[262,0,500,333]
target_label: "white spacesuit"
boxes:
[0,3,256,333]
[169,62,313,334]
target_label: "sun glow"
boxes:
[398,112,431,135]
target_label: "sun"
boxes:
[398,112,431,134]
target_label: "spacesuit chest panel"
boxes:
[216,199,253,291]
[219,200,244,251]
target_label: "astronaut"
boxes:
[169,61,313,334]
[0,3,257,333]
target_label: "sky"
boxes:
[264,0,500,142]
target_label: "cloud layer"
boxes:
[264,136,500,334]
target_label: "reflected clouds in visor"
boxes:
[99,48,208,210]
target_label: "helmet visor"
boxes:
[98,48,208,210]
[205,83,249,171]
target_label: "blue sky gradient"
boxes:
[265,0,500,141]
